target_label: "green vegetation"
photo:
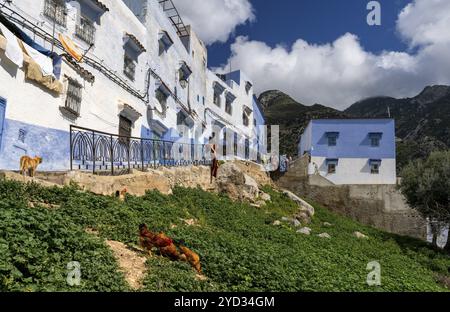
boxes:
[0,179,449,292]
[400,151,450,251]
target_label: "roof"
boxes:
[125,33,146,53]
[89,0,109,12]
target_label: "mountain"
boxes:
[258,90,347,157]
[259,86,450,172]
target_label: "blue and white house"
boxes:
[0,0,266,172]
[299,119,396,185]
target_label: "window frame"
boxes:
[123,53,136,81]
[75,15,96,45]
[43,0,67,27]
[64,78,83,117]
[371,163,380,174]
[327,163,336,174]
[328,136,337,146]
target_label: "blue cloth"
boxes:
[279,155,288,173]
[0,13,62,78]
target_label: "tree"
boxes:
[400,151,450,251]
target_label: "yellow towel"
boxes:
[25,59,63,94]
[58,33,83,62]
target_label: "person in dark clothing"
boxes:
[209,133,218,183]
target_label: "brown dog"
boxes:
[20,156,42,177]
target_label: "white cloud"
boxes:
[216,0,450,110]
[172,0,254,45]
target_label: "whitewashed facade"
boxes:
[0,0,265,171]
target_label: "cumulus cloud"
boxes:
[172,0,254,45]
[216,0,450,110]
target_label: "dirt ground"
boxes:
[105,240,148,290]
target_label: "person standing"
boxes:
[209,133,219,183]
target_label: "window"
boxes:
[328,136,337,146]
[243,112,249,127]
[18,129,27,143]
[245,81,253,95]
[197,95,200,102]
[123,54,136,81]
[371,137,380,147]
[371,163,380,174]
[75,15,96,45]
[225,101,232,115]
[254,118,257,126]
[328,163,336,174]
[65,78,82,116]
[156,89,168,113]
[213,91,221,107]
[119,115,132,145]
[44,0,67,27]
[326,132,339,146]
[202,96,205,105]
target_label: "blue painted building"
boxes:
[0,0,266,172]
[299,119,396,185]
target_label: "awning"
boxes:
[369,132,383,138]
[369,159,382,165]
[213,81,226,94]
[179,61,192,79]
[124,33,146,53]
[225,91,236,103]
[243,105,253,116]
[325,132,340,138]
[59,33,84,62]
[159,30,174,48]
[150,119,168,137]
[119,102,142,122]
[85,0,109,12]
[156,80,171,97]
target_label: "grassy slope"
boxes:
[0,179,449,292]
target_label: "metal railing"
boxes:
[70,125,211,175]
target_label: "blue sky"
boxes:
[207,0,412,68]
[174,0,450,109]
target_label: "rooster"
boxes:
[139,224,181,260]
[178,244,202,273]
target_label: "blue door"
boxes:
[0,97,6,151]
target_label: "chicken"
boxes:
[139,224,181,260]
[116,188,128,202]
[179,245,202,273]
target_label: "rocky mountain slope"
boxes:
[258,90,347,157]
[259,86,450,172]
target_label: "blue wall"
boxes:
[0,119,70,171]
[302,119,396,159]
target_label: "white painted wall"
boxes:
[309,156,397,185]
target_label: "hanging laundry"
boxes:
[59,33,83,62]
[0,15,62,78]
[24,59,63,94]
[0,22,23,68]
[20,41,54,77]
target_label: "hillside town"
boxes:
[0,0,449,298]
